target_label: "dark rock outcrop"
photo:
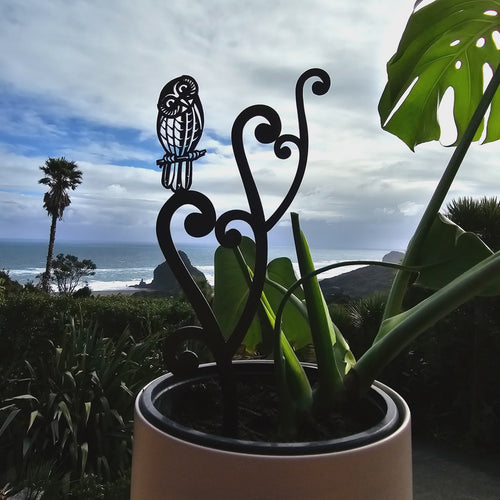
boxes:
[131,251,210,295]
[320,251,404,301]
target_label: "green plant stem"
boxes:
[351,252,500,396]
[380,64,500,328]
[291,213,347,409]
[232,243,312,437]
[272,259,417,363]
[274,259,416,324]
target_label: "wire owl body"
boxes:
[156,75,206,191]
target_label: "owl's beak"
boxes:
[179,98,190,110]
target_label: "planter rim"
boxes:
[137,360,405,456]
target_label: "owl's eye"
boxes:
[159,96,179,116]
[175,77,197,97]
[165,98,176,109]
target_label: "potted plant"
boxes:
[131,2,500,498]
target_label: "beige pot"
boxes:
[131,362,412,500]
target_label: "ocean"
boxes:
[0,240,395,291]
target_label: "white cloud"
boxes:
[398,201,425,217]
[0,0,499,251]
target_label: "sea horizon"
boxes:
[0,239,401,291]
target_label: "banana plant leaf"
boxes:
[213,237,313,426]
[379,0,500,150]
[291,212,353,407]
[414,213,500,295]
[213,238,312,353]
[265,257,312,350]
[213,237,262,352]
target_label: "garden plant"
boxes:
[0,289,196,497]
[203,0,500,438]
[131,4,500,498]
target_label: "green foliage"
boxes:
[0,270,25,297]
[213,239,311,354]
[66,472,131,499]
[0,293,195,394]
[379,0,500,149]
[39,156,83,292]
[78,295,196,340]
[0,286,196,495]
[265,257,311,351]
[213,238,314,436]
[290,212,354,411]
[0,313,164,492]
[343,293,388,359]
[379,292,500,449]
[368,1,500,401]
[39,157,83,221]
[214,219,361,435]
[445,196,500,250]
[50,254,97,294]
[213,238,262,349]
[328,289,500,450]
[200,1,500,443]
[214,206,500,435]
[413,213,498,294]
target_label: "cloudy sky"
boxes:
[1,0,499,251]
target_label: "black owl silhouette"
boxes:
[156,75,206,191]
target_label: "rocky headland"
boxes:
[319,251,404,301]
[130,250,210,295]
[132,250,404,301]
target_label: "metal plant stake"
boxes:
[155,68,330,432]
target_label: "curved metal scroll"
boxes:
[156,68,330,379]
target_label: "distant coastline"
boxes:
[0,239,401,292]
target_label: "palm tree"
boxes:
[445,196,500,251]
[39,157,83,291]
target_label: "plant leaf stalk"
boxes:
[291,212,347,411]
[380,64,500,329]
[351,251,500,396]
[273,259,418,343]
[232,244,313,438]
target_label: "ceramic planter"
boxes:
[131,361,412,500]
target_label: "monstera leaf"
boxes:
[414,213,500,295]
[379,0,500,150]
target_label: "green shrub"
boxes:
[329,289,500,450]
[66,471,131,499]
[0,271,25,297]
[0,294,69,386]
[392,296,500,447]
[0,293,196,387]
[75,295,196,340]
[329,293,387,359]
[0,313,164,494]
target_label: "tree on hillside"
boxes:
[445,196,500,251]
[51,254,96,294]
[39,157,83,291]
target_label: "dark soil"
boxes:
[156,373,380,443]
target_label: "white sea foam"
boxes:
[1,241,396,292]
[89,280,140,291]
